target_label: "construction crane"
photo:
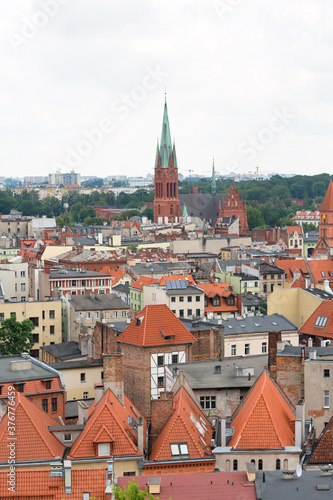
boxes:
[248,165,260,180]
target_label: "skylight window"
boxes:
[170,443,189,458]
[321,271,326,277]
[315,316,328,327]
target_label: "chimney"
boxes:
[0,399,7,420]
[309,349,317,360]
[10,358,32,371]
[94,384,104,405]
[268,330,282,382]
[77,400,89,425]
[64,460,72,495]
[308,337,313,347]
[80,336,89,357]
[103,353,124,405]
[137,416,144,453]
[296,400,305,446]
[148,478,161,495]
[218,326,224,361]
[324,279,333,295]
[295,419,302,449]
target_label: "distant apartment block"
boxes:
[48,170,81,186]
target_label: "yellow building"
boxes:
[0,299,62,357]
[49,359,103,400]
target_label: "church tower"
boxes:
[313,181,333,256]
[153,97,180,223]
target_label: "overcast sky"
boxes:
[1,0,333,180]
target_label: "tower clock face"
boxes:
[157,170,161,176]
[169,170,173,176]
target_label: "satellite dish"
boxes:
[295,465,302,478]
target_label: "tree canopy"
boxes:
[0,316,35,355]
[112,479,161,500]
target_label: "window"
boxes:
[80,373,86,383]
[172,353,178,364]
[122,311,127,317]
[29,317,39,327]
[227,297,235,306]
[32,334,39,343]
[16,384,24,393]
[72,280,77,287]
[172,310,176,314]
[187,309,192,317]
[83,392,88,399]
[262,342,267,354]
[283,459,288,470]
[15,284,17,292]
[50,325,55,335]
[10,312,16,319]
[170,443,189,458]
[324,369,330,378]
[263,284,267,293]
[196,296,200,302]
[42,310,45,320]
[0,313,4,322]
[45,380,52,390]
[21,271,25,277]
[315,316,328,327]
[258,459,263,470]
[21,283,26,291]
[245,344,250,355]
[321,271,326,277]
[233,459,238,471]
[77,313,80,320]
[196,308,200,317]
[179,309,184,318]
[85,312,91,319]
[51,398,57,412]
[171,296,176,303]
[49,310,55,319]
[200,396,216,410]
[324,390,330,408]
[98,443,110,456]
[187,296,192,302]
[64,433,72,442]
[231,345,236,356]
[123,472,136,476]
[179,296,184,302]
[212,297,220,306]
[157,376,164,387]
[113,311,118,318]
[276,459,281,470]
[42,399,48,412]
[94,312,99,319]
[270,284,274,292]
[157,355,164,366]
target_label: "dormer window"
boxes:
[170,443,189,459]
[98,443,110,456]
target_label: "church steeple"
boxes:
[159,98,173,168]
[211,159,216,194]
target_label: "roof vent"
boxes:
[148,477,161,495]
[214,365,221,374]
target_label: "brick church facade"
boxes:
[153,99,249,235]
[313,181,333,256]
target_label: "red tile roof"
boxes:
[309,415,333,464]
[118,472,256,500]
[229,370,295,450]
[198,282,235,298]
[0,392,65,462]
[159,275,196,286]
[117,305,197,347]
[307,260,333,284]
[130,276,159,290]
[299,300,333,339]
[287,225,303,236]
[68,389,145,459]
[149,386,213,461]
[0,468,110,500]
[275,259,309,283]
[320,182,333,211]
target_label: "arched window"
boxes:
[258,459,263,470]
[283,459,288,470]
[251,459,255,466]
[276,459,281,470]
[170,204,173,215]
[158,205,161,215]
[225,459,230,471]
[233,459,238,471]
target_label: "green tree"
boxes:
[0,316,35,355]
[259,300,267,315]
[112,479,161,500]
[247,205,265,230]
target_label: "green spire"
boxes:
[182,204,188,217]
[154,139,160,169]
[159,98,173,168]
[172,140,178,169]
[211,159,216,194]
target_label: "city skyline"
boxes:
[2,1,333,179]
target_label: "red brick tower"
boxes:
[222,185,249,236]
[153,98,181,223]
[313,181,333,255]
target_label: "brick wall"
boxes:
[190,327,222,362]
[26,391,65,420]
[150,392,173,450]
[268,330,282,381]
[276,355,302,405]
[94,322,118,358]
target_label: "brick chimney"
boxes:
[268,330,282,382]
[103,353,124,405]
[150,392,173,446]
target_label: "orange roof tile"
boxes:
[275,259,309,283]
[228,371,295,450]
[149,386,213,461]
[287,225,303,236]
[198,282,235,298]
[0,392,65,462]
[320,182,333,212]
[159,275,196,286]
[299,300,333,339]
[68,389,145,459]
[130,276,159,290]
[309,415,333,464]
[307,260,333,284]
[117,305,197,347]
